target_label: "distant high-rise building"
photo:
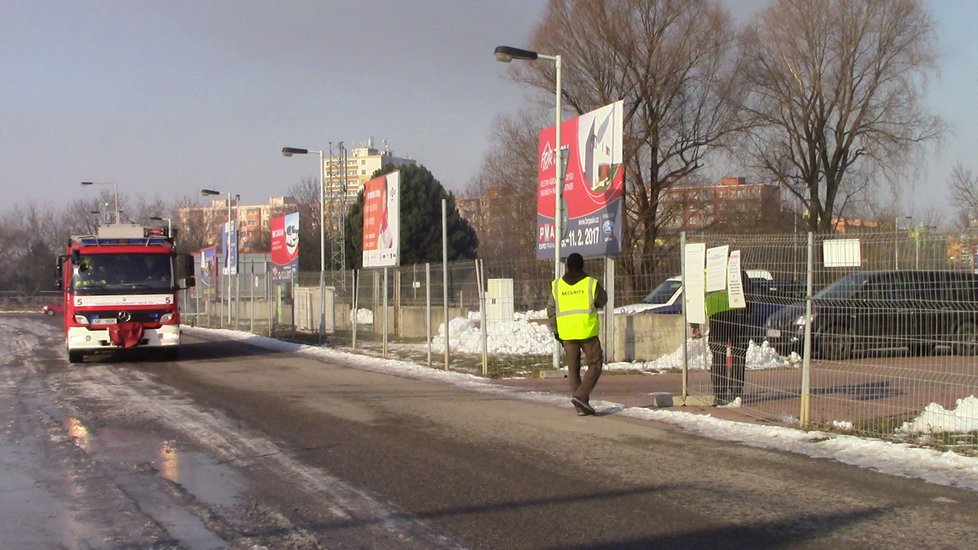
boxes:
[324,139,416,202]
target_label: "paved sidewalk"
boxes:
[493,372,768,424]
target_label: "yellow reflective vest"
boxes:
[552,276,600,340]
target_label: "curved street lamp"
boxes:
[201,188,237,325]
[495,44,563,369]
[281,146,327,344]
[80,181,121,224]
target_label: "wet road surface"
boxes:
[2,313,977,549]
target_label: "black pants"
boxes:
[709,337,746,403]
[562,336,603,401]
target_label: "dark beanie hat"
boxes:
[566,253,584,270]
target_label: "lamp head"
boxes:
[200,188,221,196]
[494,45,539,63]
[282,147,308,157]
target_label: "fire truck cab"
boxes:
[57,223,195,363]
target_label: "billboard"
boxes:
[537,99,624,259]
[269,212,299,283]
[361,171,400,268]
[193,246,219,298]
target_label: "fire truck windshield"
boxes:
[72,253,173,293]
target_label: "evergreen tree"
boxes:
[344,164,477,267]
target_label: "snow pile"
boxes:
[350,308,373,325]
[431,317,554,355]
[898,395,978,434]
[606,338,788,373]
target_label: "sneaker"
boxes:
[571,396,596,416]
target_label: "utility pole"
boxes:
[329,141,349,291]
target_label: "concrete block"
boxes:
[672,394,715,407]
[538,369,567,379]
[649,392,674,407]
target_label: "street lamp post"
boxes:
[80,181,121,224]
[282,146,327,344]
[201,188,237,325]
[495,45,563,369]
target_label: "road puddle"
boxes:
[65,416,249,510]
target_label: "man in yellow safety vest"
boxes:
[547,253,608,416]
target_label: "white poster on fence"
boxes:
[684,243,707,325]
[823,239,861,268]
[705,245,729,292]
[727,249,746,309]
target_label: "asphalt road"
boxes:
[2,313,977,549]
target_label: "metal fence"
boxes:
[681,231,977,451]
[184,231,978,452]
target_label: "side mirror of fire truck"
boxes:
[56,255,66,291]
[175,253,196,289]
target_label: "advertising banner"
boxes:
[221,222,238,275]
[537,99,624,259]
[194,246,218,297]
[269,212,299,283]
[361,171,400,268]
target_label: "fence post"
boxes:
[604,256,615,365]
[425,263,431,368]
[441,200,449,369]
[800,232,814,427]
[352,269,358,350]
[477,259,488,375]
[680,232,688,400]
[382,267,389,358]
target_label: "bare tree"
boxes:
[740,0,944,233]
[172,195,211,254]
[504,0,745,290]
[949,164,978,230]
[287,177,323,272]
[464,109,546,263]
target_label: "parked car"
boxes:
[641,275,803,342]
[764,270,978,359]
[616,269,774,315]
[614,276,683,314]
[40,303,64,316]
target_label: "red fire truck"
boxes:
[57,223,195,363]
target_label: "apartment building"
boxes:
[178,195,296,254]
[660,176,782,231]
[323,139,416,202]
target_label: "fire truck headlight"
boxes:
[74,315,89,324]
[160,313,174,323]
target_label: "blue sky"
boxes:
[1,1,974,221]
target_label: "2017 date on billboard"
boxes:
[566,227,600,247]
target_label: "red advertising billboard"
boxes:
[361,171,400,268]
[537,100,624,259]
[269,212,299,282]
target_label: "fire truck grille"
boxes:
[86,309,169,324]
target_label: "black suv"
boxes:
[764,270,978,359]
